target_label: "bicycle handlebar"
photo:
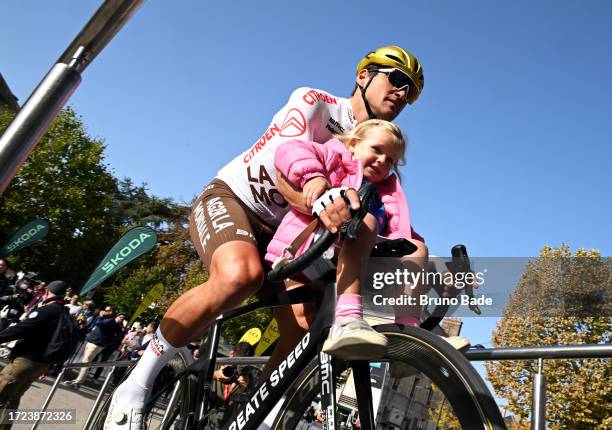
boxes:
[420,244,480,330]
[267,183,377,283]
[452,245,481,315]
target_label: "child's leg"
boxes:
[335,213,378,317]
[323,214,388,360]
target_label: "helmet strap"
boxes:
[358,71,378,120]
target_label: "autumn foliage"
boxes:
[486,245,611,428]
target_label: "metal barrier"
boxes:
[466,343,612,430]
[31,360,135,430]
[30,355,271,430]
[28,343,611,430]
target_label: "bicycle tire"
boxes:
[89,349,196,430]
[271,324,506,430]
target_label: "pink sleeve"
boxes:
[275,140,331,189]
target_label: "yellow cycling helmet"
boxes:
[356,45,424,105]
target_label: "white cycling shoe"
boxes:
[322,317,389,361]
[103,389,144,430]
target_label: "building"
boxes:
[0,73,19,113]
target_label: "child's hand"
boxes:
[303,177,330,208]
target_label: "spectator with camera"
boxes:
[23,281,46,314]
[13,274,36,312]
[75,301,96,333]
[0,280,68,426]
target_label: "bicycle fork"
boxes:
[319,352,338,429]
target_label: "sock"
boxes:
[335,293,363,321]
[115,327,180,407]
[395,316,420,327]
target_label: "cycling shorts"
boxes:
[189,179,275,268]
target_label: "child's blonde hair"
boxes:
[336,119,406,180]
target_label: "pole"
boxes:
[434,397,446,429]
[0,0,144,195]
[531,358,546,430]
[83,366,116,429]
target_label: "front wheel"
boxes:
[272,324,506,429]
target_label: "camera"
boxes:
[221,365,237,380]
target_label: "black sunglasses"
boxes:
[377,68,412,97]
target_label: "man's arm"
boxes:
[277,172,310,215]
[276,171,360,234]
[0,307,51,343]
[94,316,116,328]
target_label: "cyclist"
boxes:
[105,46,433,429]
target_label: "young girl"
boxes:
[266,119,416,360]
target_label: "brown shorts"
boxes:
[189,179,275,268]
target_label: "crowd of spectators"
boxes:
[0,257,272,426]
[0,258,157,394]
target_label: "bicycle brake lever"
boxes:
[451,245,482,315]
[465,285,482,315]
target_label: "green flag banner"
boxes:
[128,283,165,326]
[255,319,279,356]
[0,219,50,258]
[80,226,157,295]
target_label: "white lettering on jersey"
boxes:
[193,201,211,251]
[217,87,356,226]
[206,197,234,233]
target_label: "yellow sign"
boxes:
[128,283,165,325]
[239,327,262,346]
[254,319,280,356]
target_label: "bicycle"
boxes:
[91,183,506,430]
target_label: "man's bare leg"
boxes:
[111,241,263,410]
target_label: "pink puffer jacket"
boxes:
[265,138,415,266]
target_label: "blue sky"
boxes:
[2,1,611,404]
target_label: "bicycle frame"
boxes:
[147,277,379,430]
[221,282,335,430]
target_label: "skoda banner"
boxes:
[128,283,165,326]
[80,226,157,295]
[0,219,50,258]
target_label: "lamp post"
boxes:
[0,0,144,195]
[434,397,446,429]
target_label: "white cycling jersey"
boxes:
[216,87,356,227]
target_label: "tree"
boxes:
[0,108,189,294]
[1,107,270,346]
[427,391,460,429]
[110,178,178,229]
[486,245,611,429]
[101,201,194,319]
[219,295,272,345]
[0,108,121,287]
